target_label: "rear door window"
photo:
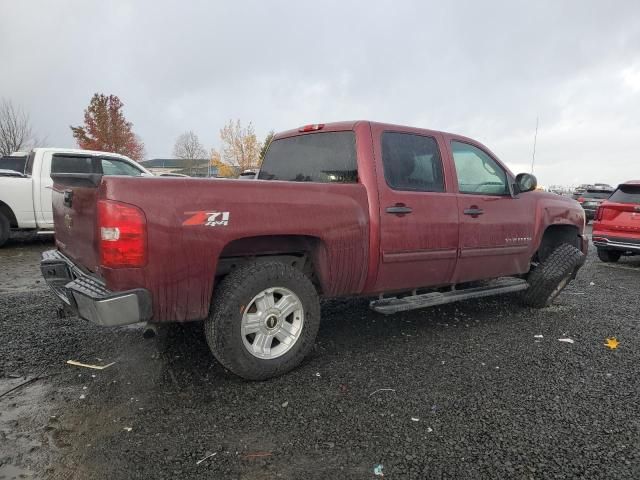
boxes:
[100,158,144,176]
[609,185,640,204]
[258,132,357,183]
[381,132,445,192]
[50,155,93,174]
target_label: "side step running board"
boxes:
[370,277,529,315]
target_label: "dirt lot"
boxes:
[1,230,639,479]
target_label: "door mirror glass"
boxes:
[515,173,537,193]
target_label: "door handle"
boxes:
[463,207,483,216]
[386,204,413,215]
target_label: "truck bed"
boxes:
[52,175,370,322]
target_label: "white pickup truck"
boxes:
[0,148,150,247]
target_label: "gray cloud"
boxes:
[2,0,640,186]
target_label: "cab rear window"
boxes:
[0,155,27,174]
[608,185,640,204]
[258,132,357,183]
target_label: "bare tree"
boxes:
[173,131,206,173]
[0,99,39,156]
[174,131,206,159]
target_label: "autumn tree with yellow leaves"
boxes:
[210,148,236,178]
[208,120,276,177]
[211,119,262,175]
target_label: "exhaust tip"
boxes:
[142,323,158,339]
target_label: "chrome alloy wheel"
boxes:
[241,287,304,359]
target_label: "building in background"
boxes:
[140,158,218,177]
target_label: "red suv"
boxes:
[592,180,640,262]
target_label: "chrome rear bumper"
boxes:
[592,237,640,253]
[40,250,152,326]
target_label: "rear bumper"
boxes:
[40,250,152,326]
[592,236,640,253]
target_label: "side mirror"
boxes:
[514,173,537,194]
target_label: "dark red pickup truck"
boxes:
[42,121,588,379]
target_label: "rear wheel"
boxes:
[205,261,320,380]
[0,213,10,248]
[522,243,584,308]
[597,248,621,263]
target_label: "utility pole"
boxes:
[531,116,539,174]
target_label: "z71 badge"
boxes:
[183,211,230,227]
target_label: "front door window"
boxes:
[451,141,508,195]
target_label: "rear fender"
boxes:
[216,235,331,294]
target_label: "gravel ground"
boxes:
[1,230,639,479]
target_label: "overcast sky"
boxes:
[2,0,640,186]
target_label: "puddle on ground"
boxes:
[0,463,35,479]
[0,379,50,479]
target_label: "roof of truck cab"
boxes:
[31,147,132,158]
[274,120,474,142]
[622,180,640,185]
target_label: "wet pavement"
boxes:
[1,231,639,479]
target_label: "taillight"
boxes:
[98,200,147,268]
[594,205,604,221]
[298,123,325,132]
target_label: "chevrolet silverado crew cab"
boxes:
[41,121,588,380]
[0,148,150,247]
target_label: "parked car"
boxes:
[41,121,587,380]
[157,172,189,177]
[575,188,614,222]
[592,180,640,262]
[237,169,258,180]
[0,148,150,247]
[572,183,613,201]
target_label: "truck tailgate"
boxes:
[51,174,102,272]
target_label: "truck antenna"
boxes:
[531,116,539,174]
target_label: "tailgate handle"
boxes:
[386,204,413,215]
[464,207,484,217]
[63,190,73,208]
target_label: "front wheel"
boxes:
[205,261,320,380]
[597,248,621,263]
[522,243,584,308]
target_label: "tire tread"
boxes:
[522,243,583,308]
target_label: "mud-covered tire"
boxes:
[522,243,584,308]
[597,248,621,263]
[0,213,9,248]
[205,261,320,380]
